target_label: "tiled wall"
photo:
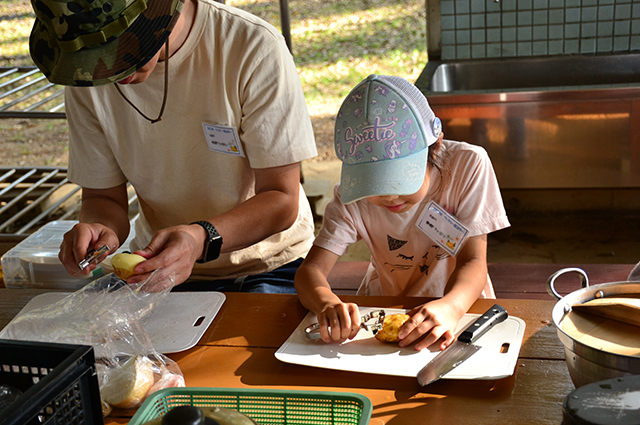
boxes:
[440,0,640,59]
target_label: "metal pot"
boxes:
[546,267,640,388]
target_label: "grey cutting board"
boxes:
[0,291,225,354]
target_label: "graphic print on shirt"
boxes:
[384,235,412,273]
[436,250,450,261]
[397,253,414,261]
[384,262,413,272]
[425,244,450,262]
[416,245,449,277]
[383,236,450,276]
[387,235,407,251]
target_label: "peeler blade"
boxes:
[77,244,110,271]
[304,309,386,340]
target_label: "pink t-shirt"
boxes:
[314,139,510,297]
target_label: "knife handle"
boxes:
[458,304,508,344]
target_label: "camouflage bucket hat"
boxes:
[29,0,185,86]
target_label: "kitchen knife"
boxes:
[417,304,508,386]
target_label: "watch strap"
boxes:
[191,220,222,263]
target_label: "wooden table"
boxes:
[0,289,573,424]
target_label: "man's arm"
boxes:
[79,183,131,242]
[207,162,301,253]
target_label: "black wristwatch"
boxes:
[191,221,223,263]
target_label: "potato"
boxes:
[101,356,154,409]
[111,253,146,279]
[375,313,411,343]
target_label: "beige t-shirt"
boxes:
[314,140,510,297]
[65,0,317,279]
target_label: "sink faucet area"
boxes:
[414,53,640,206]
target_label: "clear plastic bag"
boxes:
[2,270,185,415]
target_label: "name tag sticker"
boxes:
[202,123,245,157]
[416,201,469,257]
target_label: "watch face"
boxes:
[205,233,223,262]
[193,221,223,263]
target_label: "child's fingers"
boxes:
[398,319,432,348]
[319,304,359,343]
[348,306,362,339]
[397,309,427,340]
[414,326,454,352]
[317,313,333,342]
[439,330,456,350]
[328,314,347,342]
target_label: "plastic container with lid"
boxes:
[1,221,101,290]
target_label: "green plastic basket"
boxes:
[128,387,372,425]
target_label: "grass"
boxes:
[0,0,428,165]
[0,0,33,66]
[233,0,428,115]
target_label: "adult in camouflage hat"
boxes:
[29,0,184,86]
[55,0,318,294]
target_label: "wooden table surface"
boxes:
[0,289,574,425]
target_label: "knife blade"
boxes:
[417,304,508,386]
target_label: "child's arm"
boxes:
[398,234,488,351]
[295,245,362,343]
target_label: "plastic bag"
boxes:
[2,269,185,415]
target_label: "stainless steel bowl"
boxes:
[547,267,640,388]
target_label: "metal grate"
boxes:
[0,67,66,119]
[0,167,138,242]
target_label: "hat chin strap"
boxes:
[114,41,169,124]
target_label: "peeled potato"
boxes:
[101,356,154,410]
[111,253,146,279]
[375,313,411,343]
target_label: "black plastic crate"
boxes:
[0,339,104,425]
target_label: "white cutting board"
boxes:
[276,307,526,380]
[0,292,225,354]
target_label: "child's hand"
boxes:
[396,299,464,351]
[316,302,362,343]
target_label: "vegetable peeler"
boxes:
[78,244,110,271]
[304,309,386,340]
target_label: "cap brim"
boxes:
[30,0,182,86]
[340,147,428,204]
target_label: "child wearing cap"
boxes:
[294,75,510,351]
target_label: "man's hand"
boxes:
[59,222,120,275]
[126,224,204,285]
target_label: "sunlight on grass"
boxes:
[227,0,428,117]
[0,0,33,65]
[300,49,427,116]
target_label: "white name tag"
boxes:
[202,123,245,157]
[416,201,469,256]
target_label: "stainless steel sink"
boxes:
[413,53,640,194]
[417,53,640,93]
